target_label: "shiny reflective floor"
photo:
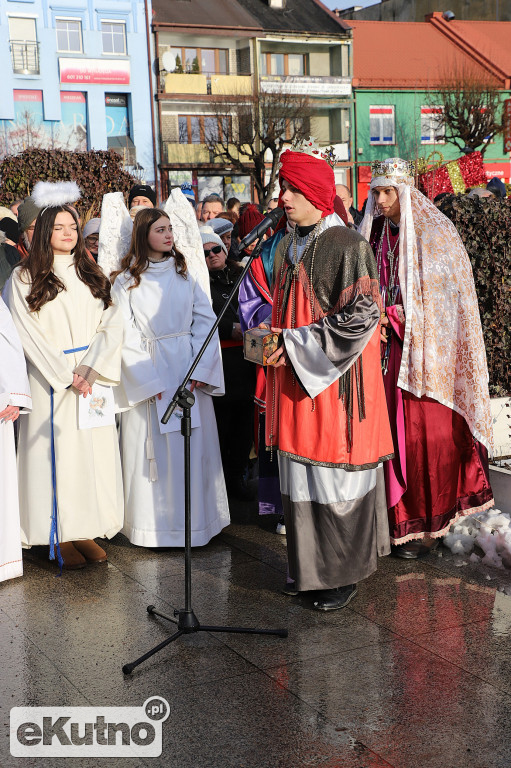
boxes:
[2,509,511,768]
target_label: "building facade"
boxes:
[152,0,352,202]
[350,14,511,204]
[0,0,156,183]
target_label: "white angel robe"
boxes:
[0,297,31,582]
[6,256,124,548]
[112,258,230,547]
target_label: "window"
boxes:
[101,21,126,55]
[8,17,39,74]
[238,112,253,144]
[369,105,395,145]
[105,93,129,136]
[184,48,198,72]
[167,47,228,75]
[178,115,231,144]
[56,19,82,53]
[260,52,307,77]
[421,106,444,144]
[8,16,37,41]
[287,54,304,76]
[284,116,310,140]
[201,49,215,74]
[270,53,284,75]
[263,115,310,142]
[332,107,350,143]
[341,43,351,78]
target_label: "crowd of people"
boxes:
[0,152,496,612]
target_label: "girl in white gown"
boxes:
[0,296,31,582]
[111,207,229,547]
[6,184,124,570]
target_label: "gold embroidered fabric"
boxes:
[359,181,493,452]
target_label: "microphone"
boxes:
[238,207,284,251]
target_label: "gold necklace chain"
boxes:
[291,221,322,329]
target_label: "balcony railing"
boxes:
[159,70,253,96]
[260,75,351,97]
[162,142,249,165]
[10,40,40,75]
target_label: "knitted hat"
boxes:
[237,203,265,240]
[199,226,227,255]
[128,184,156,208]
[208,217,233,237]
[486,177,507,199]
[0,206,16,222]
[0,216,20,243]
[82,217,101,239]
[17,196,42,233]
[180,183,196,204]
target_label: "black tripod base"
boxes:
[122,605,288,675]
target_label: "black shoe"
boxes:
[391,540,439,560]
[281,581,299,596]
[312,584,358,612]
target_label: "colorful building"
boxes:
[0,0,157,182]
[350,13,511,204]
[152,0,352,201]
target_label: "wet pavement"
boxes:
[2,507,511,768]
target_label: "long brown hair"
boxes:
[111,208,187,288]
[19,205,112,312]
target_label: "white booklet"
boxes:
[155,390,201,434]
[78,384,116,429]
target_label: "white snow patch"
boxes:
[443,509,511,571]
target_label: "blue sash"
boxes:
[49,345,89,574]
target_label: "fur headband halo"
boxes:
[32,180,81,209]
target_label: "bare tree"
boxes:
[203,89,313,207]
[2,109,48,157]
[429,65,505,155]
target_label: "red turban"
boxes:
[238,203,265,240]
[333,195,349,226]
[278,149,336,217]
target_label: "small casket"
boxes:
[243,328,281,366]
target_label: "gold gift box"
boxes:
[243,328,281,366]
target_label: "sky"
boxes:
[322,0,376,8]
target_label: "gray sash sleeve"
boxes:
[283,295,379,400]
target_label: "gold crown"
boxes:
[371,158,413,180]
[289,137,337,168]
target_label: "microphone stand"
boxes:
[123,235,288,675]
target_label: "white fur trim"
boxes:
[32,181,81,208]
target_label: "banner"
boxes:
[60,58,130,85]
[0,90,87,158]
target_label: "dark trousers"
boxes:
[213,397,255,483]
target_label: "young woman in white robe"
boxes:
[0,297,31,583]
[111,207,229,547]
[6,199,124,570]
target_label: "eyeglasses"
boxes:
[204,246,223,257]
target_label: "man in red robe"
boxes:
[264,145,393,611]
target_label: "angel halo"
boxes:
[32,180,81,209]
